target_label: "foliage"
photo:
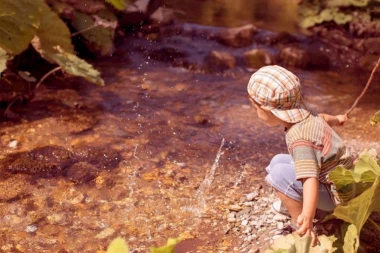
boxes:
[297,0,380,32]
[264,232,337,253]
[31,0,74,63]
[0,47,11,74]
[51,46,104,86]
[0,0,41,54]
[106,0,128,11]
[104,236,182,253]
[71,10,116,56]
[0,0,105,88]
[370,111,380,125]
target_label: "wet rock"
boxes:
[280,46,310,69]
[72,145,121,170]
[358,54,379,71]
[243,49,272,69]
[149,47,187,62]
[0,175,31,201]
[8,146,73,177]
[205,51,236,72]
[66,162,100,184]
[150,7,174,25]
[73,0,105,14]
[363,38,380,54]
[217,24,257,48]
[323,29,352,47]
[193,114,210,125]
[120,0,162,26]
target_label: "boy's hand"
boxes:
[296,213,318,246]
[336,114,348,126]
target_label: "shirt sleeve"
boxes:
[290,141,321,180]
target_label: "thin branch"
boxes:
[345,57,380,117]
[35,66,62,90]
[3,95,23,118]
[71,24,101,37]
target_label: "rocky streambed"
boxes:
[0,22,379,252]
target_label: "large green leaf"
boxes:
[370,111,380,126]
[106,237,129,253]
[265,232,336,253]
[342,224,359,253]
[51,46,104,86]
[0,47,10,74]
[150,237,182,253]
[325,176,380,233]
[31,1,74,63]
[0,0,42,54]
[71,11,115,56]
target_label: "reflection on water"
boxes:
[164,0,299,31]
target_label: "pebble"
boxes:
[229,205,242,212]
[277,222,284,230]
[227,218,237,223]
[95,227,115,239]
[26,224,37,233]
[8,140,18,148]
[227,212,236,219]
[246,191,259,201]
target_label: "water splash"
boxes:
[194,138,225,215]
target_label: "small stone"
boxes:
[95,227,115,239]
[273,213,288,222]
[277,222,284,230]
[228,205,242,212]
[241,220,248,226]
[26,224,37,233]
[227,212,236,219]
[227,218,237,223]
[242,201,253,207]
[8,140,18,148]
[246,191,259,201]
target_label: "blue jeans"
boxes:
[265,154,336,211]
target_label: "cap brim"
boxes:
[270,100,311,124]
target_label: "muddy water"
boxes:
[0,29,380,252]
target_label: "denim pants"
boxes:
[265,154,336,211]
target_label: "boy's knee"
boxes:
[266,164,285,185]
[270,154,291,168]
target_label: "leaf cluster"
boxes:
[104,236,182,253]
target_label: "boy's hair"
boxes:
[247,65,310,124]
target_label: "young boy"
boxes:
[247,65,354,245]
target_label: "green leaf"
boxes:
[342,224,359,253]
[150,237,182,253]
[105,0,127,11]
[325,176,380,233]
[310,235,337,253]
[71,11,115,56]
[106,237,129,253]
[0,0,42,54]
[370,111,380,126]
[0,47,11,74]
[31,1,74,63]
[51,46,104,86]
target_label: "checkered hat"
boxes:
[247,65,310,124]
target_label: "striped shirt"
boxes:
[285,112,355,205]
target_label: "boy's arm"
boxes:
[296,177,319,245]
[319,113,347,127]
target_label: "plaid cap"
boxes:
[247,65,310,123]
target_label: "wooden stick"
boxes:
[345,57,380,117]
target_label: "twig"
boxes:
[71,24,101,37]
[345,57,380,117]
[3,95,23,118]
[35,66,62,90]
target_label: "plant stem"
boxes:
[345,57,380,117]
[71,24,101,37]
[35,66,62,90]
